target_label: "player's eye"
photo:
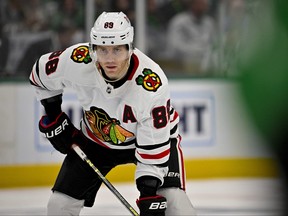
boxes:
[97,48,108,55]
[114,46,127,56]
[114,47,122,53]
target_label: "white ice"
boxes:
[0,178,285,215]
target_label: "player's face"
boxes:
[96,45,130,80]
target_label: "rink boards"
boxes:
[0,80,280,188]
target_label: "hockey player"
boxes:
[30,12,196,216]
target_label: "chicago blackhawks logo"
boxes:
[71,45,92,64]
[85,107,134,145]
[136,68,162,92]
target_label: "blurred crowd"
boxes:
[0,0,254,78]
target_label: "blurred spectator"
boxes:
[0,23,9,73]
[208,0,220,19]
[0,0,53,75]
[146,0,185,60]
[146,0,167,59]
[0,0,49,38]
[22,0,49,32]
[49,0,84,31]
[110,0,135,26]
[167,0,216,75]
[0,0,86,76]
[222,0,250,76]
[156,0,185,25]
[1,0,25,34]
[49,0,85,49]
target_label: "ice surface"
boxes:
[0,178,284,215]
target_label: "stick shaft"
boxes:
[72,144,139,216]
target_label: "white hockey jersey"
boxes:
[30,43,180,180]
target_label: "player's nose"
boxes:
[105,51,116,62]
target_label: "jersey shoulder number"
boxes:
[44,44,92,76]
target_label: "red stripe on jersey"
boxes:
[84,125,111,149]
[30,71,40,87]
[137,148,170,160]
[127,53,139,80]
[170,110,179,123]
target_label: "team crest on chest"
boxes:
[85,106,134,145]
[70,45,92,64]
[136,68,162,92]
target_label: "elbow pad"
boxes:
[41,94,63,121]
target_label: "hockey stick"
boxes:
[71,144,139,216]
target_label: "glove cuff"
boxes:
[136,176,161,198]
[38,112,76,154]
[39,112,67,128]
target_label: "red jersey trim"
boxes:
[171,110,179,123]
[30,71,40,87]
[127,53,139,80]
[137,148,170,160]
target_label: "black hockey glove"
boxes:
[39,112,86,154]
[136,176,167,216]
[136,195,167,216]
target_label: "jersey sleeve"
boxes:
[29,49,67,101]
[135,83,173,183]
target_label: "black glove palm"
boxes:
[136,176,167,216]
